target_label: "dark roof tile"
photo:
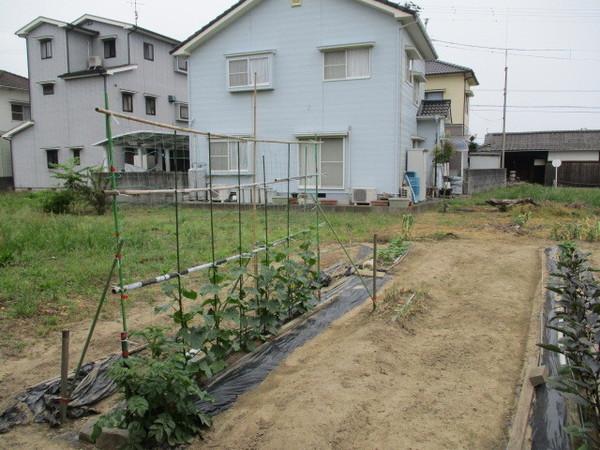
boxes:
[484,130,600,152]
[418,99,451,118]
[425,60,479,85]
[0,70,28,90]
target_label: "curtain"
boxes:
[229,59,249,87]
[324,51,346,80]
[347,48,370,78]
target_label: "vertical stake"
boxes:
[287,143,291,250]
[262,155,269,265]
[237,141,244,345]
[173,131,185,331]
[207,134,219,330]
[60,329,70,423]
[103,76,128,357]
[314,140,321,300]
[372,234,378,308]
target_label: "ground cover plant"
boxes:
[541,243,600,448]
[93,237,321,447]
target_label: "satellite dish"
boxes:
[552,159,562,168]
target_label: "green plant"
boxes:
[539,243,600,448]
[378,237,409,264]
[433,139,455,165]
[41,190,76,214]
[50,159,109,215]
[92,329,212,449]
[401,214,415,239]
[513,211,531,228]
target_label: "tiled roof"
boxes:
[418,99,452,119]
[425,60,479,85]
[0,70,28,90]
[484,130,600,152]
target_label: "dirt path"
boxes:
[192,236,542,450]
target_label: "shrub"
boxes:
[49,160,109,215]
[539,243,600,448]
[41,190,76,214]
[378,237,409,264]
[92,328,212,449]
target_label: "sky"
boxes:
[1,0,599,140]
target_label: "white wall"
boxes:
[469,154,501,169]
[547,151,599,162]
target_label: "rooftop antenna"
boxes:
[127,0,143,26]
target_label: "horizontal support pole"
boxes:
[95,107,323,145]
[104,174,319,196]
[112,226,322,294]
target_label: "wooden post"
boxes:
[372,234,377,304]
[60,329,70,423]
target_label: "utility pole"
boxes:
[501,48,508,169]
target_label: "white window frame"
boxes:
[209,139,251,174]
[298,136,345,190]
[175,102,189,122]
[175,56,188,73]
[322,47,372,82]
[405,52,414,84]
[40,38,53,60]
[226,52,274,91]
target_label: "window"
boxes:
[46,149,59,168]
[176,56,188,72]
[169,149,190,172]
[104,39,116,58]
[176,103,189,122]
[124,148,137,165]
[209,141,249,172]
[323,48,370,81]
[425,91,444,101]
[405,51,414,83]
[413,81,421,105]
[40,39,52,59]
[145,96,156,115]
[42,83,54,95]
[122,92,133,112]
[71,148,82,165]
[299,137,344,189]
[11,103,30,121]
[227,53,272,90]
[144,42,154,61]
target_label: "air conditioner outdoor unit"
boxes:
[88,56,103,69]
[351,187,377,205]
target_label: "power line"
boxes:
[473,105,600,109]
[476,89,600,93]
[431,38,572,52]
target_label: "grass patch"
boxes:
[451,183,600,210]
[0,192,408,330]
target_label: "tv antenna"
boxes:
[127,0,144,26]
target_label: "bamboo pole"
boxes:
[73,240,123,381]
[94,107,322,145]
[111,227,319,293]
[103,76,128,358]
[315,140,321,300]
[372,234,378,308]
[172,131,185,330]
[103,174,318,196]
[237,141,245,345]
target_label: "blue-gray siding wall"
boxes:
[188,0,421,200]
[11,20,187,189]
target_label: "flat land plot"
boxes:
[193,237,541,450]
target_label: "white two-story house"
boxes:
[0,70,30,190]
[3,15,189,190]
[172,0,436,204]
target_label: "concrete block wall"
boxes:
[463,168,506,195]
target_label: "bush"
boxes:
[93,328,212,449]
[540,243,600,447]
[41,190,76,214]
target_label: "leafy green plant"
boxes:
[513,211,531,228]
[551,220,600,242]
[433,139,455,165]
[41,190,76,214]
[49,159,109,215]
[92,328,212,449]
[401,214,415,239]
[378,237,409,264]
[539,243,600,448]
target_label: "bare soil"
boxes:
[192,235,543,450]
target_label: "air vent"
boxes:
[291,0,302,6]
[168,95,176,103]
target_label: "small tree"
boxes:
[433,139,454,165]
[50,159,109,215]
[468,135,478,152]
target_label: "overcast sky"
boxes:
[2,0,599,140]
